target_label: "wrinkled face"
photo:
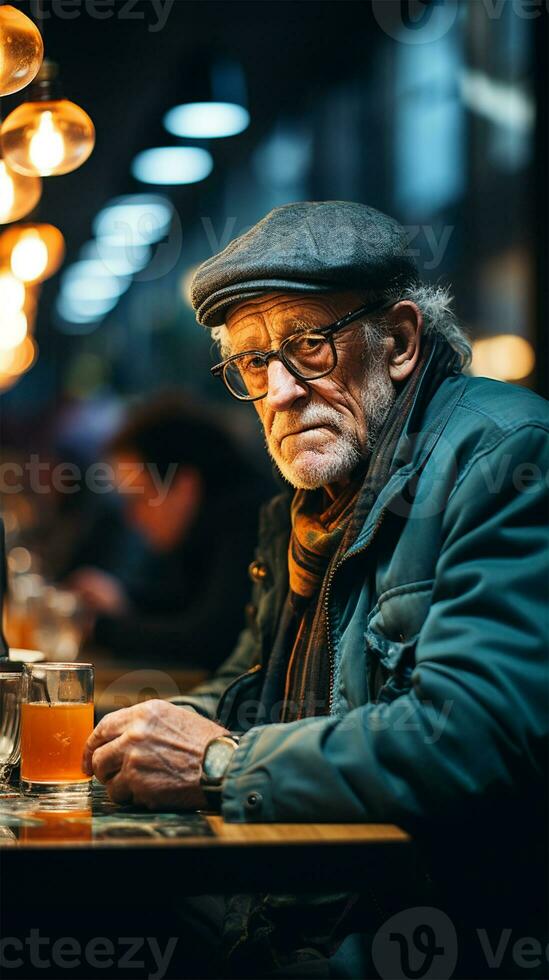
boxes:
[224,291,396,490]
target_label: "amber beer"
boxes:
[20,663,94,796]
[21,702,93,783]
[20,808,92,843]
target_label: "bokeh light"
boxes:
[471,334,535,381]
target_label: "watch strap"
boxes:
[200,782,224,813]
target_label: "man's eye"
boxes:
[292,336,324,353]
[241,355,264,373]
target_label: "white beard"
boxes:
[264,363,396,490]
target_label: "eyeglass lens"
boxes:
[224,333,335,399]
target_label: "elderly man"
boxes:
[85,202,548,977]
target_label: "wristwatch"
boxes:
[200,734,240,811]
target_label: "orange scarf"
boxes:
[288,481,360,600]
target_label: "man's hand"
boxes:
[83,700,229,810]
[67,568,130,616]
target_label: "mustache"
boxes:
[270,405,345,443]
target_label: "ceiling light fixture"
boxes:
[55,292,116,329]
[0,269,25,313]
[0,334,37,379]
[0,309,27,350]
[93,194,173,245]
[0,151,42,223]
[0,223,65,283]
[163,102,249,139]
[0,5,43,97]
[80,239,151,277]
[1,59,95,177]
[61,260,131,301]
[131,147,213,185]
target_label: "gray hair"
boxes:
[211,281,472,369]
[374,282,472,369]
[211,323,232,360]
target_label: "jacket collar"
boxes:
[346,355,467,555]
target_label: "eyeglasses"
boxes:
[211,297,396,402]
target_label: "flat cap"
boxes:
[191,200,419,327]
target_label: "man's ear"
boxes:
[386,301,423,383]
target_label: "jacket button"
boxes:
[248,560,269,584]
[245,603,258,629]
[245,792,262,811]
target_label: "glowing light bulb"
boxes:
[0,162,15,220]
[0,334,36,376]
[10,231,48,281]
[28,111,65,173]
[0,271,25,313]
[1,98,95,177]
[0,310,27,350]
[0,223,65,283]
[0,6,44,97]
[0,155,41,224]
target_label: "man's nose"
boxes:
[265,359,308,411]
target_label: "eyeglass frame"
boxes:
[211,296,398,402]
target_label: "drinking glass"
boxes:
[0,671,22,795]
[33,588,84,662]
[20,663,94,798]
[5,572,46,650]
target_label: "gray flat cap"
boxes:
[191,200,419,327]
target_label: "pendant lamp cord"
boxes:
[35,0,47,44]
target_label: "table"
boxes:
[0,782,411,897]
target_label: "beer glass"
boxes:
[20,663,94,797]
[0,671,22,795]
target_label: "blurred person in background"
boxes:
[68,393,269,670]
[18,397,141,586]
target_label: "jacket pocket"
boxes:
[365,580,434,703]
[217,664,264,731]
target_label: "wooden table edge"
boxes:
[0,820,410,850]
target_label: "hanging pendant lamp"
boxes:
[0,222,65,283]
[0,5,43,97]
[1,59,95,176]
[0,149,41,223]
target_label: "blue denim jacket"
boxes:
[176,370,549,924]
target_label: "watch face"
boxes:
[203,738,237,782]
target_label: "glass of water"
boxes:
[0,671,22,795]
